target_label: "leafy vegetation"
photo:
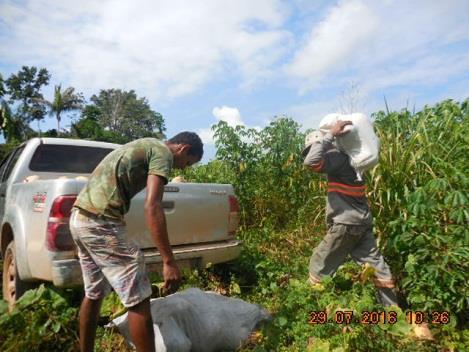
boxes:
[371,101,468,322]
[185,117,321,229]
[0,285,78,351]
[0,67,166,146]
[0,99,467,351]
[71,89,166,143]
[34,84,85,135]
[181,99,469,351]
[0,66,50,143]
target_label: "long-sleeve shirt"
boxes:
[303,133,372,226]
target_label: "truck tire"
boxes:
[2,241,37,309]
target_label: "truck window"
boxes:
[0,153,12,181]
[2,146,25,182]
[29,144,114,173]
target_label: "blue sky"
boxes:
[1,0,468,160]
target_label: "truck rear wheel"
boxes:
[2,241,37,309]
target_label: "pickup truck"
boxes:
[0,138,241,307]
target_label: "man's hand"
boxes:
[162,260,182,295]
[330,120,353,136]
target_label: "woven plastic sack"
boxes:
[319,113,380,176]
[110,288,271,352]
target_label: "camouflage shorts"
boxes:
[69,209,152,307]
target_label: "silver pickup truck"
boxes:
[0,138,241,306]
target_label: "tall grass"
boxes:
[370,100,468,317]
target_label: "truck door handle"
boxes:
[162,201,174,209]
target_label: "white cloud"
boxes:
[286,0,378,91]
[0,0,289,100]
[361,53,469,92]
[285,0,469,93]
[197,128,215,146]
[197,106,244,145]
[1,0,467,138]
[212,106,244,127]
[198,105,264,145]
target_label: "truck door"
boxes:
[0,147,25,222]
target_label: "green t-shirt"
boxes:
[74,138,173,220]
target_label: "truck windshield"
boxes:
[29,144,115,173]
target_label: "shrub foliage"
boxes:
[182,99,468,350]
[0,99,467,351]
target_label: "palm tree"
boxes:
[37,85,84,135]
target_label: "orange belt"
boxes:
[328,182,366,197]
[308,160,324,172]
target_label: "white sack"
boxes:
[110,288,271,352]
[319,113,380,176]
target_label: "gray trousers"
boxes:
[309,223,398,307]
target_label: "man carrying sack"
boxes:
[302,119,432,340]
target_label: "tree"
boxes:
[36,84,84,135]
[1,73,35,142]
[70,105,105,141]
[0,101,35,143]
[0,73,5,98]
[5,66,50,126]
[0,73,6,132]
[83,89,166,143]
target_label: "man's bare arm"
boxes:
[145,174,181,293]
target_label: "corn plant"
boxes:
[370,99,469,320]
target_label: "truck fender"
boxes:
[2,204,32,281]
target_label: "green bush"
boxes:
[181,99,468,350]
[0,285,78,351]
[0,99,466,351]
[371,99,469,319]
[182,117,324,229]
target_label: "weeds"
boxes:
[0,99,467,351]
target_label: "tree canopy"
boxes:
[72,89,166,143]
[35,84,84,135]
[0,66,50,142]
[0,73,5,98]
[1,67,166,146]
[5,66,50,123]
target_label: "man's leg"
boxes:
[349,226,398,306]
[128,297,156,352]
[79,297,103,352]
[350,226,433,339]
[87,221,154,350]
[309,224,361,284]
[72,212,154,350]
[70,210,111,352]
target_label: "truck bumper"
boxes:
[51,239,242,287]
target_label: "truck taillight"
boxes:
[46,195,77,252]
[228,195,239,236]
[50,195,76,218]
[229,195,239,213]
